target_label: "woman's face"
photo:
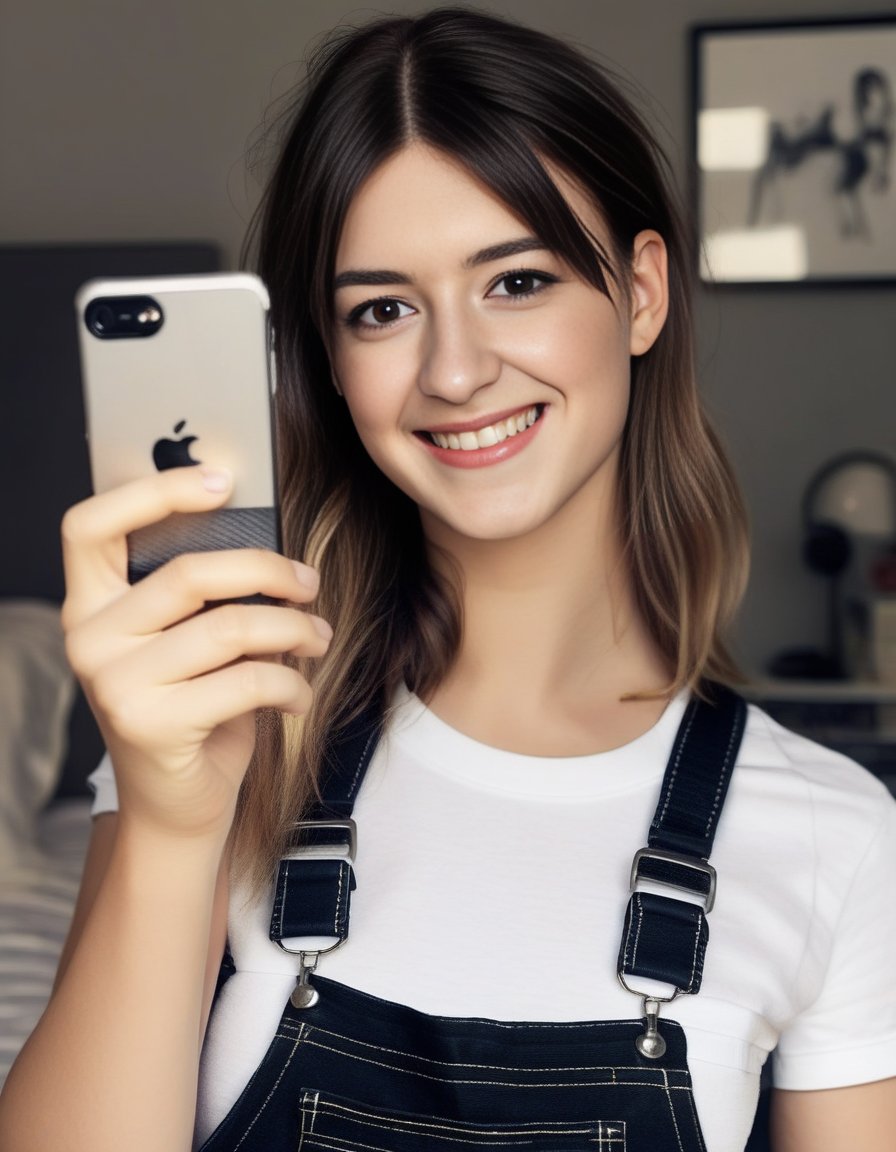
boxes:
[328,144,667,549]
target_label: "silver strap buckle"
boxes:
[282,817,357,864]
[629,847,717,913]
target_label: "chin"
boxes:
[421,503,555,546]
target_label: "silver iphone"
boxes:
[76,272,280,584]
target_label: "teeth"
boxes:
[431,406,539,451]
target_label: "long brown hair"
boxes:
[232,8,749,891]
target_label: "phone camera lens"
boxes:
[86,295,163,339]
[94,305,116,332]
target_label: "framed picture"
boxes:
[692,16,896,285]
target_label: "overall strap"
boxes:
[270,683,747,1020]
[269,704,382,954]
[618,682,747,1056]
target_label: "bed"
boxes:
[0,599,92,1086]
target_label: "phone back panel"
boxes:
[77,273,274,507]
[76,273,279,582]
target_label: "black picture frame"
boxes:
[691,15,896,286]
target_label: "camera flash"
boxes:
[137,307,162,324]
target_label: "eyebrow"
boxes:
[332,236,548,290]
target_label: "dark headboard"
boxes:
[0,243,220,795]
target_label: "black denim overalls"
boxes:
[199,684,746,1152]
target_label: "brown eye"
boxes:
[488,269,557,299]
[347,297,414,328]
[503,273,537,295]
[371,299,403,323]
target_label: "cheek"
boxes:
[526,287,629,366]
[332,338,409,421]
[340,383,401,451]
[337,369,411,486]
[330,348,381,437]
[551,307,631,397]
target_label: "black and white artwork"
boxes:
[693,18,896,284]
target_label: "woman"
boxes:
[1,9,894,1151]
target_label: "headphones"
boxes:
[801,450,896,578]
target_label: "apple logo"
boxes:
[152,419,201,471]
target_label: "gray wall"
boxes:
[2,0,893,675]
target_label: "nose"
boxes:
[417,310,501,403]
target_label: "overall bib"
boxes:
[199,684,746,1152]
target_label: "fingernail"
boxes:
[291,561,320,590]
[311,614,333,641]
[200,467,231,493]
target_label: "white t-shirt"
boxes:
[89,688,896,1152]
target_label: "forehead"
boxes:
[334,144,600,270]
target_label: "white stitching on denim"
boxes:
[300,1036,694,1090]
[301,1114,625,1151]
[656,701,697,827]
[621,902,632,971]
[294,1023,662,1075]
[308,1096,608,1142]
[232,1024,306,1149]
[334,863,346,935]
[595,1120,627,1150]
[609,1083,692,1090]
[315,1096,608,1140]
[660,1068,685,1152]
[279,1013,683,1036]
[298,1089,320,1149]
[271,861,289,936]
[629,895,645,969]
[310,1090,320,1134]
[704,711,740,837]
[686,913,703,992]
[302,1135,530,1151]
[299,1138,394,1152]
[348,727,379,801]
[682,1081,707,1152]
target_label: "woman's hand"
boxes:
[61,465,330,843]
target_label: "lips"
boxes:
[426,406,540,451]
[418,404,546,469]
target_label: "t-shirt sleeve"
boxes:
[87,751,120,816]
[773,795,896,1090]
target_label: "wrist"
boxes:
[113,811,230,882]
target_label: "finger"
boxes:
[161,659,314,737]
[99,549,320,639]
[132,602,332,686]
[61,466,233,624]
[88,651,313,754]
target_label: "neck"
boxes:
[422,481,672,755]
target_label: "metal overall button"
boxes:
[617,972,680,1060]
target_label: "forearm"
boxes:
[1,470,326,1151]
[771,1080,896,1152]
[0,821,225,1152]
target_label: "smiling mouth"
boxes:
[424,405,542,451]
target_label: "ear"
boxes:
[628,230,669,357]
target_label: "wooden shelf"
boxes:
[743,680,896,789]
[745,679,896,704]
